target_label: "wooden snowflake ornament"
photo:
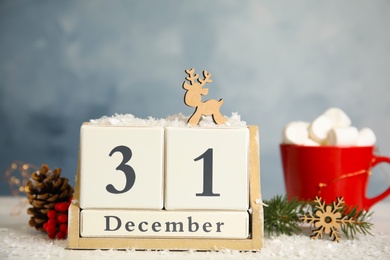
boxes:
[183,68,227,126]
[301,197,356,242]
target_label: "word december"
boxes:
[104,216,224,233]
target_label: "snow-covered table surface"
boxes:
[1,196,389,259]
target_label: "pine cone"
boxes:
[26,164,74,232]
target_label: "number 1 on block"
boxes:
[195,148,220,197]
[164,127,249,210]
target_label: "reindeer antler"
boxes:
[185,68,199,85]
[197,70,212,87]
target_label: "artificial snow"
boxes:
[1,225,389,259]
[89,113,247,128]
[1,197,389,259]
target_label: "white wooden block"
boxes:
[165,127,249,210]
[79,124,164,209]
[80,209,249,239]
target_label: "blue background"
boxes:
[1,0,390,200]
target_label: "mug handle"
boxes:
[364,155,390,210]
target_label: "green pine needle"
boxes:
[263,195,307,236]
[340,206,374,239]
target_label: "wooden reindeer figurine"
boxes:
[183,68,227,126]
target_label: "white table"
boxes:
[1,196,389,259]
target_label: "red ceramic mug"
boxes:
[280,144,390,211]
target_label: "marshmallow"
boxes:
[309,115,332,144]
[304,138,321,146]
[323,107,351,128]
[283,107,377,147]
[357,127,376,146]
[326,126,359,146]
[282,121,309,145]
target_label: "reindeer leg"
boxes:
[212,111,227,125]
[211,99,226,125]
[188,109,202,126]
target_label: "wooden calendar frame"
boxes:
[67,125,263,251]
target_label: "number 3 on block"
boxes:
[106,145,136,194]
[79,124,164,209]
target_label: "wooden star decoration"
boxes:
[301,197,356,242]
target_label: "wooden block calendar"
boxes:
[67,68,263,251]
[68,125,262,250]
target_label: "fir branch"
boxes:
[340,206,374,239]
[263,195,307,236]
[264,195,374,241]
